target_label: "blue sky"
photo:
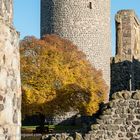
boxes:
[14,0,140,56]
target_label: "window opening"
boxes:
[89,2,92,9]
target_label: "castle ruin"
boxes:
[111,10,140,94]
[0,0,140,140]
[42,9,140,140]
[41,10,140,136]
[41,0,111,94]
[0,0,21,140]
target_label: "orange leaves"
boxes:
[20,35,108,117]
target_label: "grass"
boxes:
[22,125,55,130]
[22,125,82,133]
[21,125,82,140]
[22,126,37,129]
[21,136,41,140]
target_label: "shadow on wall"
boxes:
[110,58,140,96]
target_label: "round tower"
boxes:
[41,0,111,94]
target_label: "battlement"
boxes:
[0,0,13,24]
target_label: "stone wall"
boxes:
[110,58,140,95]
[111,10,140,94]
[41,0,111,92]
[87,91,140,140]
[0,0,13,24]
[0,0,21,140]
[115,10,140,61]
[42,91,140,140]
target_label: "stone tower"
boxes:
[41,0,111,94]
[115,10,140,61]
[111,10,140,94]
[0,0,21,140]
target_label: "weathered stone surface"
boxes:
[130,126,136,132]
[126,132,133,138]
[111,10,140,95]
[45,90,140,140]
[0,95,3,101]
[120,126,126,132]
[122,92,131,99]
[118,133,124,138]
[102,109,112,115]
[127,115,135,121]
[51,136,57,140]
[132,92,140,100]
[136,115,140,120]
[132,121,140,125]
[0,1,21,140]
[75,133,83,140]
[0,0,13,24]
[108,101,116,108]
[61,133,67,140]
[111,92,123,100]
[13,110,18,124]
[91,124,99,130]
[66,136,73,140]
[0,104,4,111]
[134,109,140,114]
[114,119,124,124]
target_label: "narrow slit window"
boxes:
[89,2,92,9]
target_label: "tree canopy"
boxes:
[20,35,108,118]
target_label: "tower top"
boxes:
[115,10,140,61]
[0,0,13,24]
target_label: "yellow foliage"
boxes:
[20,35,108,118]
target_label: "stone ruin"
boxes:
[0,0,21,140]
[42,10,140,140]
[42,91,140,140]
[111,10,140,94]
[0,1,140,140]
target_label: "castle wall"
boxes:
[115,10,140,61]
[42,91,140,140]
[0,0,13,24]
[0,0,21,140]
[88,91,140,140]
[41,0,111,92]
[111,10,140,94]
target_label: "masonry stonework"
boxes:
[0,0,13,24]
[43,91,140,140]
[111,10,140,94]
[41,10,140,140]
[114,10,140,61]
[0,0,21,140]
[41,0,111,91]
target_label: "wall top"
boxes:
[116,10,140,24]
[0,0,13,24]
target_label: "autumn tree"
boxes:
[20,35,108,118]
